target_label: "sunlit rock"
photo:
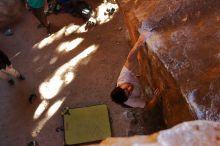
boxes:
[117,0,220,127]
[93,120,220,146]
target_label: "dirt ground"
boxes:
[0,1,165,146]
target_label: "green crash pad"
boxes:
[63,104,111,145]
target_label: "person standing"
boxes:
[27,0,51,34]
[0,50,25,85]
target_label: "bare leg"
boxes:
[31,7,48,27]
[5,66,21,78]
[0,69,10,80]
[0,69,15,85]
[31,7,51,33]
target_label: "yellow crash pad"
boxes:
[63,104,111,145]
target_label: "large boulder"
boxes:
[0,0,24,28]
[94,120,220,146]
[117,0,220,127]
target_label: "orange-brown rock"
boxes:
[117,0,220,127]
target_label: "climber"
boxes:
[110,32,161,110]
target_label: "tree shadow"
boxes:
[0,1,131,145]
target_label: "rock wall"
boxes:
[93,120,220,146]
[117,0,220,127]
[0,0,24,28]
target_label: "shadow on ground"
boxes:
[0,1,166,145]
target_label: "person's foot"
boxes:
[8,79,15,86]
[28,93,37,104]
[17,74,25,81]
[27,140,38,146]
[4,28,13,36]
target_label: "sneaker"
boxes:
[18,74,25,81]
[27,140,38,146]
[8,79,15,86]
[28,93,37,104]
[4,28,13,36]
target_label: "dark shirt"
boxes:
[0,50,11,69]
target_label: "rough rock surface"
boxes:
[93,120,220,146]
[0,0,24,28]
[117,0,220,127]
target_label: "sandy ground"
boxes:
[0,1,165,146]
